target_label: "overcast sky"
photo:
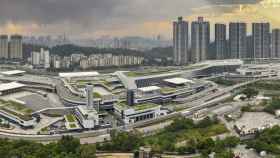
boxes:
[0,0,258,38]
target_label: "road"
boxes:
[180,79,260,114]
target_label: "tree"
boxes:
[223,136,240,148]
[166,117,194,132]
[0,136,97,158]
[197,138,215,155]
[264,98,280,114]
[98,130,143,152]
[196,117,216,128]
[80,144,96,158]
[246,126,280,155]
[57,135,80,155]
[242,87,258,98]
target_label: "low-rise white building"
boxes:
[137,86,161,98]
[64,114,81,130]
[74,106,99,129]
[164,78,194,87]
[59,71,100,82]
[0,110,37,128]
[275,110,280,117]
[193,108,208,120]
[0,100,37,128]
[1,70,26,76]
[114,102,164,124]
[0,82,25,96]
[236,64,280,78]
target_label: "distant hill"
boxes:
[23,44,48,59]
[23,44,173,59]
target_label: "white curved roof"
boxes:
[138,86,161,92]
[164,78,194,85]
[1,70,26,75]
[59,71,99,78]
[0,82,25,92]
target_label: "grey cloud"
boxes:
[0,0,229,36]
[0,0,120,25]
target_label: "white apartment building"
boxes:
[31,51,41,66]
[114,102,164,124]
[31,48,50,69]
[79,54,144,69]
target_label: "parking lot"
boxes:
[18,94,51,111]
[235,112,280,134]
[0,91,65,112]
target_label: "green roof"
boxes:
[65,114,76,123]
[134,103,160,111]
[93,92,102,98]
[160,87,176,94]
[6,101,33,115]
[125,70,171,77]
[0,100,34,121]
[181,64,208,70]
[116,102,160,111]
[69,123,77,128]
[0,107,33,121]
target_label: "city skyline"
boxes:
[171,17,280,65]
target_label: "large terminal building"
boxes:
[56,59,243,125]
[0,59,256,134]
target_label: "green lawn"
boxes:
[143,122,228,152]
[69,123,77,128]
[97,117,236,155]
[125,70,171,77]
[65,114,76,123]
[7,101,33,114]
[0,100,34,121]
[134,103,160,111]
[0,107,33,121]
[116,102,160,111]
[210,78,236,86]
[93,92,102,98]
[160,87,176,94]
[181,64,208,70]
[248,80,280,91]
[0,99,6,104]
[246,126,280,155]
[41,127,49,132]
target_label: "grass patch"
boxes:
[98,117,237,156]
[210,78,236,86]
[41,127,49,132]
[199,124,229,137]
[65,114,76,123]
[69,123,77,128]
[7,101,33,114]
[0,100,34,121]
[0,107,33,121]
[134,103,160,111]
[93,92,102,98]
[246,126,280,155]
[116,102,160,111]
[125,70,171,77]
[264,98,280,114]
[160,87,176,94]
[248,80,280,91]
[143,117,228,153]
[181,64,208,70]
